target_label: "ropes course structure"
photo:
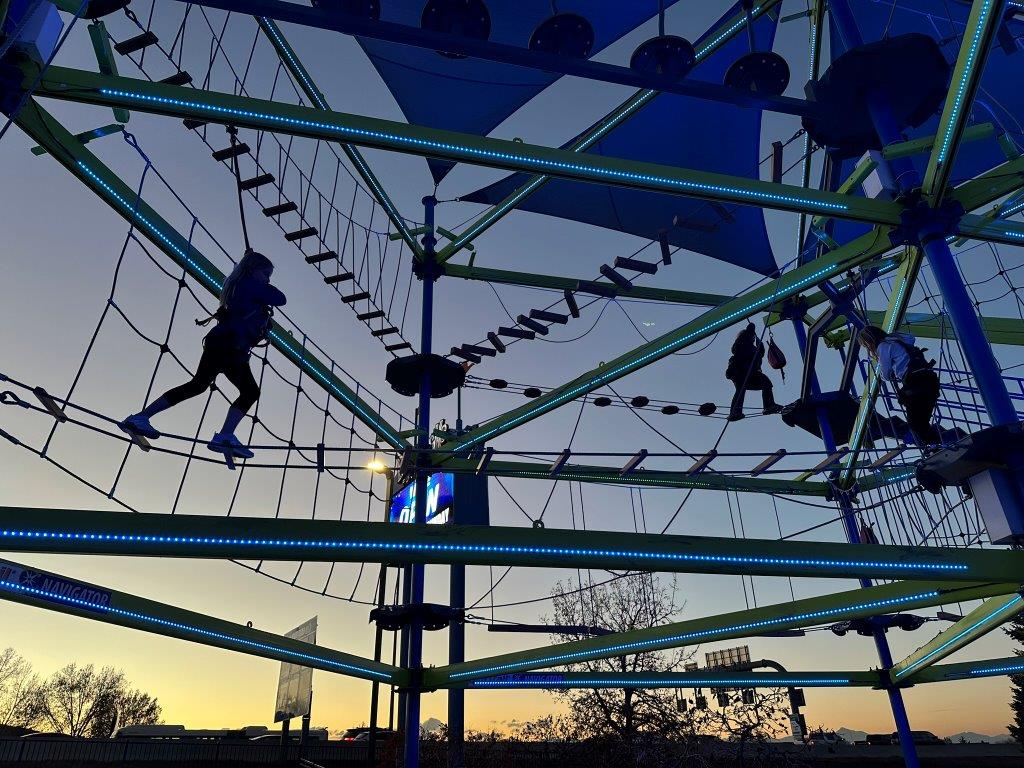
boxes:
[2,2,1024,767]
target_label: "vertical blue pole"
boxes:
[448,563,465,768]
[403,195,438,768]
[790,317,921,768]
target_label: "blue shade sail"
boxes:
[461,3,781,276]
[355,1,682,182]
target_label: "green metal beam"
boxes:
[886,122,995,163]
[4,505,1024,583]
[956,213,1024,248]
[948,153,1024,213]
[840,248,923,485]
[255,17,423,258]
[437,0,784,263]
[916,655,1024,684]
[447,670,879,690]
[922,0,1007,202]
[891,592,1024,684]
[437,457,831,496]
[13,99,408,449]
[811,123,998,232]
[442,227,896,453]
[869,310,1024,347]
[424,580,1015,687]
[0,557,404,684]
[442,264,730,307]
[27,67,901,228]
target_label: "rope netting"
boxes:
[0,123,414,606]
[100,2,421,354]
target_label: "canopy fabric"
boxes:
[356,1,682,182]
[828,0,1024,248]
[460,2,781,276]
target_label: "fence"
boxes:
[0,737,368,766]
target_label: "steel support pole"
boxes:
[368,566,387,768]
[403,195,438,768]
[448,563,465,768]
[790,316,921,768]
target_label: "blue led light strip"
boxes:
[449,591,941,679]
[970,662,1024,677]
[695,3,765,59]
[97,89,849,216]
[895,595,1024,679]
[0,528,969,573]
[935,0,995,167]
[469,677,850,688]
[75,161,403,447]
[0,579,391,680]
[258,19,327,110]
[453,264,840,449]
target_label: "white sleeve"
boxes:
[876,344,894,380]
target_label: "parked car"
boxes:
[866,733,895,745]
[20,733,77,740]
[340,727,397,742]
[892,731,945,746]
[807,730,846,746]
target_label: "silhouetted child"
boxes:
[120,250,286,459]
[726,322,781,421]
[858,325,939,446]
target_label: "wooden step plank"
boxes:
[285,227,318,242]
[212,143,250,162]
[240,173,275,191]
[114,31,158,55]
[341,291,371,304]
[306,250,337,264]
[614,257,658,275]
[263,201,297,217]
[324,272,354,284]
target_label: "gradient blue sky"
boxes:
[1,0,1022,738]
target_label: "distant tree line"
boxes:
[0,647,161,738]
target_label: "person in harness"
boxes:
[857,325,939,446]
[726,322,782,421]
[120,249,286,459]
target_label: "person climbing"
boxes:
[120,249,286,459]
[726,322,782,421]
[857,325,939,446]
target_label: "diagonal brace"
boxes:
[0,557,404,684]
[890,592,1024,684]
[424,580,1016,686]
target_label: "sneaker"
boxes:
[762,404,783,416]
[207,433,254,460]
[119,413,161,440]
[727,411,745,422]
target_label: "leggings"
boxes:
[161,331,259,413]
[729,370,776,415]
[898,369,940,445]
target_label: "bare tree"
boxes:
[33,663,159,737]
[89,686,162,738]
[0,647,42,730]
[544,574,698,743]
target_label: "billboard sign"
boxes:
[389,472,454,525]
[274,617,317,723]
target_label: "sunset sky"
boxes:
[1,0,1022,741]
